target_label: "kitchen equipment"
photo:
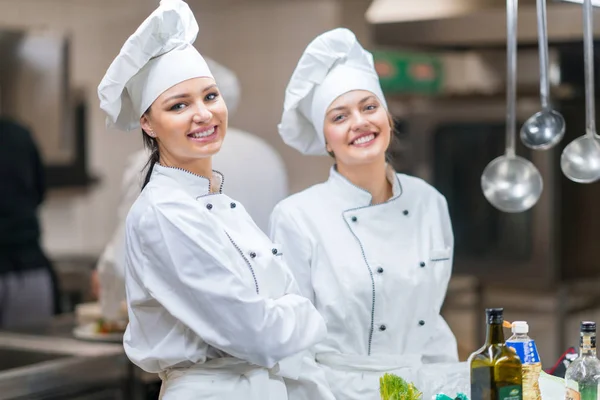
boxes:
[560,0,600,183]
[0,331,126,399]
[520,0,565,150]
[481,0,543,213]
[367,0,600,48]
[373,0,600,360]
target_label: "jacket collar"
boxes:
[152,163,224,197]
[326,164,403,207]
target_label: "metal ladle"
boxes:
[520,0,565,150]
[481,0,543,213]
[560,0,600,183]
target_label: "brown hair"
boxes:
[141,108,158,189]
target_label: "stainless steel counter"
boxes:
[0,314,159,400]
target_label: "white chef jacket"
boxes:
[96,127,288,322]
[269,166,459,400]
[123,164,333,400]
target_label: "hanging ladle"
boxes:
[481,0,543,213]
[520,0,565,150]
[560,0,600,183]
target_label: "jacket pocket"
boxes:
[430,247,452,262]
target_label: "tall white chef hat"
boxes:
[278,28,387,156]
[98,0,213,131]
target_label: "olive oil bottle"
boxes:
[470,308,523,400]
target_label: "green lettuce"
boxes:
[379,373,422,400]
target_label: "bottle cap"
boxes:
[511,321,529,334]
[486,308,504,324]
[581,321,597,333]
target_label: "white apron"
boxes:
[316,353,422,400]
[314,353,468,400]
[158,358,287,400]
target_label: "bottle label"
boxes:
[498,385,522,400]
[565,387,581,400]
[581,333,597,353]
[566,380,600,400]
[505,340,541,364]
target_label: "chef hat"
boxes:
[278,28,387,155]
[205,58,241,116]
[98,0,213,131]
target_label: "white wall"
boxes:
[191,0,340,194]
[0,0,371,257]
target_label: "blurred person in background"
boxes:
[0,116,60,329]
[90,58,289,324]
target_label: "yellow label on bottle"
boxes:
[581,334,596,353]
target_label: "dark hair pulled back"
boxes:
[141,108,159,189]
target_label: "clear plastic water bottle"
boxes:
[505,321,542,400]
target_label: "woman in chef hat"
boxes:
[269,28,459,399]
[97,1,334,399]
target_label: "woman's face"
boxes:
[323,90,391,168]
[140,77,228,167]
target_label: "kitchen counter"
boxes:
[0,314,159,400]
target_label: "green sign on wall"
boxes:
[373,50,443,95]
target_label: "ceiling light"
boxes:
[558,0,600,6]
